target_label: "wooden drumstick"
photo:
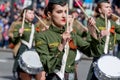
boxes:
[20,10,26,36]
[111,13,120,21]
[35,14,48,28]
[66,4,69,32]
[56,4,70,80]
[74,0,100,33]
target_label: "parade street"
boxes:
[0,49,92,80]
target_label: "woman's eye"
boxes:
[57,10,62,13]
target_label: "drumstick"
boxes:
[56,4,70,80]
[35,14,48,28]
[20,10,26,36]
[74,0,100,33]
[105,13,108,30]
[66,4,69,32]
[112,14,120,20]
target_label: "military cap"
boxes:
[49,0,68,5]
[97,0,109,3]
[20,4,33,17]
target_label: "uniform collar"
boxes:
[25,20,33,25]
[49,25,65,34]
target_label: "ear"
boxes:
[98,8,102,14]
[47,12,52,19]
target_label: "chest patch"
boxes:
[49,42,59,48]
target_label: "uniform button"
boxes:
[55,55,58,57]
[109,47,112,50]
[68,65,71,68]
[55,53,60,57]
[109,42,111,45]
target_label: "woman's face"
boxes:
[50,4,67,28]
[25,10,35,22]
[99,3,112,17]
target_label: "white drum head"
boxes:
[75,50,83,61]
[98,55,120,77]
[21,51,42,68]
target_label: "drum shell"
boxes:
[94,55,120,80]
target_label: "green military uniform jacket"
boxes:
[13,22,34,44]
[90,17,120,57]
[87,16,120,80]
[35,24,99,73]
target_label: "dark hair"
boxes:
[95,2,110,17]
[20,9,34,18]
[44,2,67,16]
[94,3,103,17]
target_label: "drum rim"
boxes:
[18,56,43,74]
[20,51,42,68]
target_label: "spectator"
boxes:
[2,18,9,49]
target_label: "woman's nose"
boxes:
[63,12,66,18]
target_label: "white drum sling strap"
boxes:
[104,20,111,54]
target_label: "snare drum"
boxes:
[94,55,120,80]
[18,50,43,74]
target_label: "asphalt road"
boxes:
[0,49,92,80]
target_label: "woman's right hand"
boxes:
[58,32,71,51]
[61,32,71,44]
[19,27,24,35]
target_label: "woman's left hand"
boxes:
[87,17,96,27]
[100,30,110,38]
[87,17,98,39]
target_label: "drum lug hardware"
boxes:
[93,62,97,67]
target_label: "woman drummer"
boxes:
[86,0,120,80]
[34,0,101,80]
[9,5,43,80]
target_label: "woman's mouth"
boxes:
[61,19,66,22]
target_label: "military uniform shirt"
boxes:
[90,17,120,57]
[35,24,98,73]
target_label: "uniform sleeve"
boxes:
[74,33,91,57]
[9,22,21,44]
[89,35,104,57]
[75,32,104,57]
[35,32,64,72]
[35,32,49,71]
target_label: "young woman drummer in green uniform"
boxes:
[87,0,120,80]
[34,0,101,80]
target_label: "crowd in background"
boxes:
[0,0,120,50]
